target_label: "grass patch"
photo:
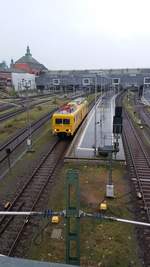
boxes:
[123,92,143,127]
[123,92,150,147]
[0,97,66,143]
[0,122,55,202]
[0,94,95,143]
[0,106,18,116]
[27,162,141,267]
[123,92,137,121]
[86,93,101,104]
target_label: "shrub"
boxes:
[4,123,12,128]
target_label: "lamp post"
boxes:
[18,81,21,93]
[100,73,104,147]
[94,75,97,156]
[22,79,32,152]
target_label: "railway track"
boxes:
[0,95,94,256]
[141,106,150,130]
[0,94,88,168]
[0,103,14,112]
[0,107,26,122]
[0,93,85,123]
[123,110,150,266]
[0,108,57,166]
[134,95,150,127]
[0,98,53,122]
[130,94,150,158]
[115,91,150,265]
[0,138,69,256]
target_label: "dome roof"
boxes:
[15,46,47,70]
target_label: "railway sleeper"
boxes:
[142,191,150,195]
[140,183,150,186]
[138,168,150,171]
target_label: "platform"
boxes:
[66,91,125,161]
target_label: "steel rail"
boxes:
[7,140,67,256]
[0,139,69,256]
[0,108,57,165]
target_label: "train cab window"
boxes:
[63,119,70,124]
[55,118,62,124]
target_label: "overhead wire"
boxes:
[0,209,150,227]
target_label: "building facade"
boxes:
[11,73,36,92]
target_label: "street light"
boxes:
[21,79,32,152]
[100,73,104,148]
[18,81,21,93]
[72,75,76,95]
[94,75,97,156]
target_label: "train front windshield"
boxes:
[55,118,70,124]
[55,118,62,124]
[63,119,70,124]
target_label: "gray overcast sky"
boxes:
[1,0,150,70]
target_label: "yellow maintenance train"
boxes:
[52,97,88,137]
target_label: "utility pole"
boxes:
[100,73,104,148]
[22,79,32,152]
[66,169,80,266]
[107,150,113,193]
[94,75,97,156]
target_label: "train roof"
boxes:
[55,97,87,115]
[70,97,86,105]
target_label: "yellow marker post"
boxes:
[51,216,60,224]
[99,201,107,211]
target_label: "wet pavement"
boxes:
[69,91,125,160]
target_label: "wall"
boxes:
[11,73,36,91]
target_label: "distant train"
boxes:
[52,98,88,137]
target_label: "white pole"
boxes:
[26,81,32,151]
[0,211,43,216]
[104,215,150,227]
[1,211,150,227]
[100,74,103,147]
[94,75,97,156]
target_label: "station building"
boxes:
[36,68,150,93]
[0,46,47,93]
[36,70,111,93]
[0,66,36,93]
[1,47,150,96]
[0,65,13,92]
